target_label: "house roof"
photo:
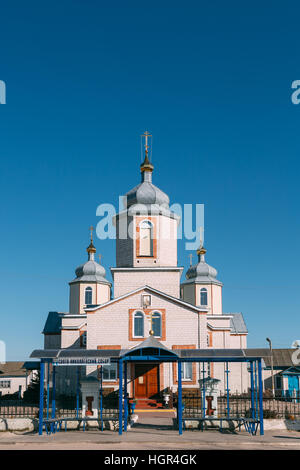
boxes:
[263,349,300,368]
[42,311,62,334]
[229,313,248,334]
[0,362,29,378]
[84,285,208,314]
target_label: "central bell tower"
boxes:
[111,132,182,298]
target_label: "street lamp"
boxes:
[266,337,275,397]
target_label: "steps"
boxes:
[135,399,165,410]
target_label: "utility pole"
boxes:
[266,337,275,397]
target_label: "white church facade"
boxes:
[43,137,249,399]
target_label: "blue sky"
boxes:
[1,1,300,360]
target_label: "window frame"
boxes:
[139,220,154,257]
[152,311,162,338]
[102,363,118,382]
[0,380,11,389]
[200,287,208,306]
[180,362,193,381]
[85,286,93,305]
[133,311,144,338]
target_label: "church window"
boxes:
[180,362,193,381]
[134,311,144,337]
[152,311,162,337]
[200,288,208,306]
[102,363,117,381]
[139,220,153,256]
[85,286,92,305]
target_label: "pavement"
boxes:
[0,412,300,450]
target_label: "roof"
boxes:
[85,285,208,314]
[42,311,62,335]
[263,349,300,368]
[30,346,270,363]
[230,313,248,334]
[0,362,29,377]
[120,336,177,357]
[30,349,121,359]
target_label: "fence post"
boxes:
[38,360,45,436]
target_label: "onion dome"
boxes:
[125,154,170,209]
[184,246,222,286]
[121,132,179,222]
[70,230,111,285]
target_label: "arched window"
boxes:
[200,288,208,306]
[134,311,144,337]
[85,286,93,305]
[152,311,162,337]
[139,220,153,256]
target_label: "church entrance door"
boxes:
[134,363,159,398]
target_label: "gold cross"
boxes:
[142,130,152,154]
[99,254,102,264]
[89,226,94,242]
[189,253,193,266]
[149,311,154,336]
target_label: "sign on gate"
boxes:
[52,357,111,366]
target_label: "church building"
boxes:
[43,134,249,399]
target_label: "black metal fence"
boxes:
[0,401,39,418]
[2,394,300,420]
[0,396,121,419]
[175,394,300,419]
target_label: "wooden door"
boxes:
[134,364,159,398]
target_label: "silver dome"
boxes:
[125,180,170,209]
[70,244,111,285]
[74,259,109,283]
[183,248,222,286]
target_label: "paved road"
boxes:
[0,412,299,450]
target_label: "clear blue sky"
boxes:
[1,1,300,360]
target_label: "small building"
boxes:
[0,362,38,398]
[263,349,300,397]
